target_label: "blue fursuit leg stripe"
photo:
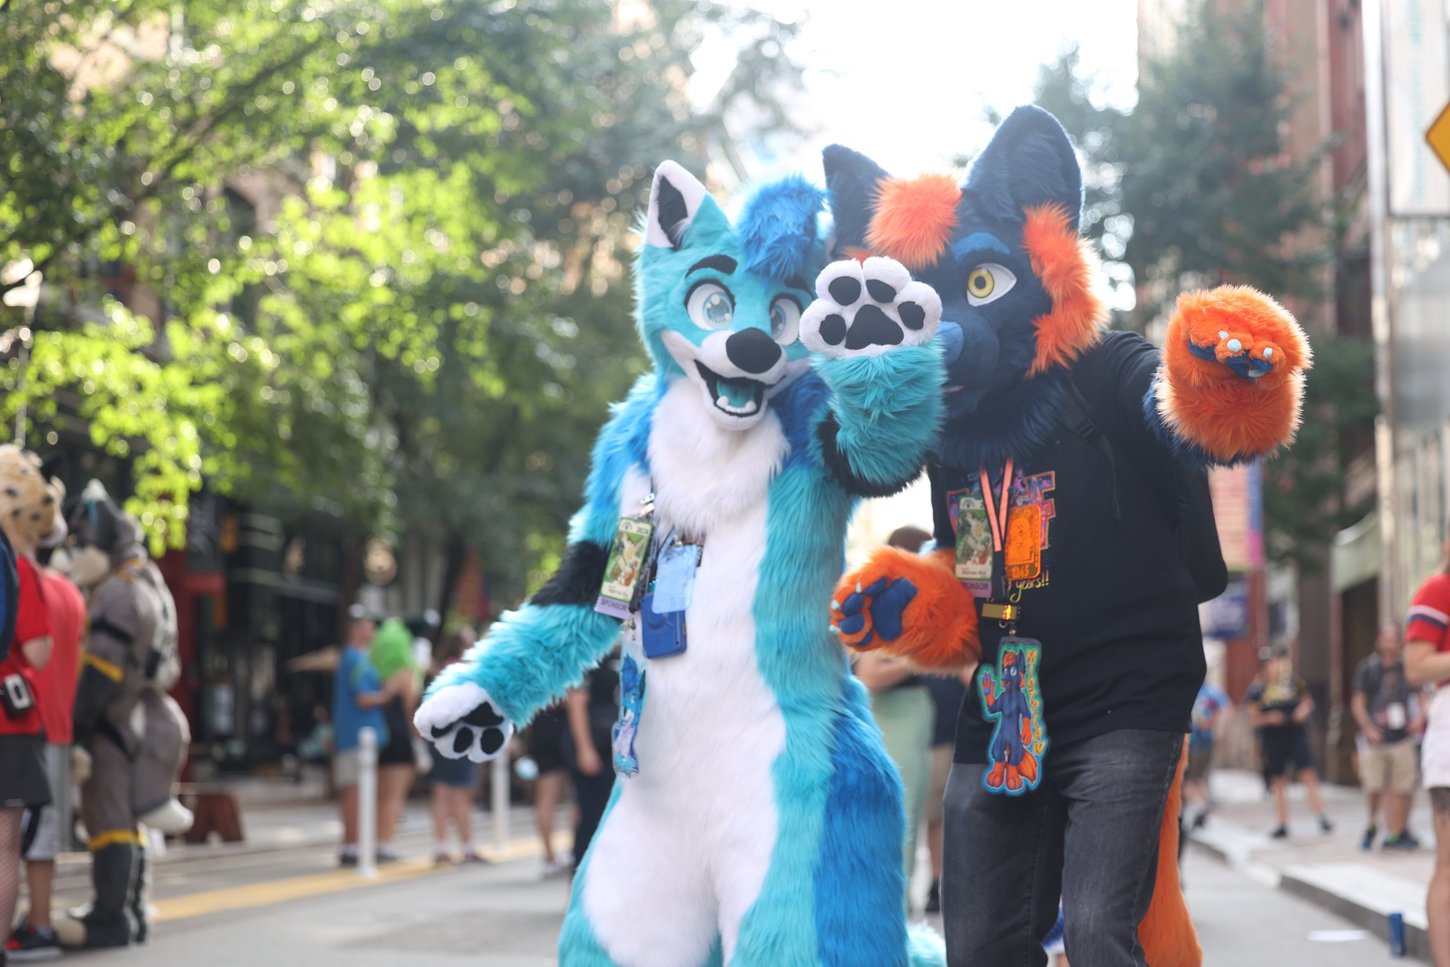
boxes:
[813,683,910,966]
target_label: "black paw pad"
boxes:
[866,279,897,303]
[820,314,847,346]
[828,276,861,305]
[464,703,505,728]
[899,302,926,330]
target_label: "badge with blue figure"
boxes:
[978,636,1048,795]
[613,650,647,776]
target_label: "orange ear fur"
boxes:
[1022,205,1108,376]
[866,174,962,272]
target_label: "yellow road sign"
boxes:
[1427,101,1450,175]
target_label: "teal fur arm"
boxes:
[428,602,621,724]
[813,343,943,494]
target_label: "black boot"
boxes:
[129,839,151,944]
[82,842,137,948]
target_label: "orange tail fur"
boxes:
[1136,743,1202,967]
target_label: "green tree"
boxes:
[1027,1,1376,570]
[0,0,804,590]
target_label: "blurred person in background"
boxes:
[1246,645,1331,839]
[922,669,969,914]
[428,627,485,865]
[1352,623,1424,851]
[371,618,422,862]
[566,648,619,872]
[0,524,44,964]
[1403,538,1450,964]
[333,604,393,868]
[1184,678,1231,832]
[852,525,935,910]
[527,700,572,878]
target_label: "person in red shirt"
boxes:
[1406,542,1450,967]
[0,545,54,962]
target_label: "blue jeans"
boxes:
[941,728,1184,967]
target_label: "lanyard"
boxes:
[977,457,1015,553]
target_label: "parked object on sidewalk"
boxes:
[822,106,1308,967]
[416,163,949,964]
[1389,910,1407,957]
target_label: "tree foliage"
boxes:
[1028,0,1376,570]
[0,0,803,589]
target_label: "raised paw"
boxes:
[830,573,918,649]
[414,682,515,763]
[801,256,941,358]
[1173,286,1309,388]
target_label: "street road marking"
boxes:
[152,833,572,922]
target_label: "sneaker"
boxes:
[1383,833,1421,851]
[1399,830,1424,849]
[1190,808,1209,831]
[1318,814,1334,834]
[377,846,402,864]
[925,879,941,914]
[338,850,359,868]
[1361,824,1378,850]
[462,849,491,865]
[1270,825,1289,840]
[541,857,570,879]
[6,921,61,961]
[434,850,454,866]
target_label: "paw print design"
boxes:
[1194,328,1284,381]
[801,256,941,358]
[414,682,515,763]
[830,574,919,650]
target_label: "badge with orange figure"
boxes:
[977,638,1048,795]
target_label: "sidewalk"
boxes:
[1189,768,1433,960]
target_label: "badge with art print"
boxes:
[594,517,655,619]
[977,637,1048,796]
[651,539,700,614]
[954,493,993,582]
[613,648,647,777]
[1003,504,1043,584]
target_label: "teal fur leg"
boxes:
[557,905,625,967]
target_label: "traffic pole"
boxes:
[358,726,378,878]
[491,753,509,852]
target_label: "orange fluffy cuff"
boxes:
[1157,286,1312,462]
[833,547,980,670]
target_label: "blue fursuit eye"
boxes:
[686,281,735,329]
[769,295,802,344]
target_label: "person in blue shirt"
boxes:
[1184,680,1231,831]
[333,604,395,867]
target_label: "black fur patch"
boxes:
[656,175,690,249]
[529,540,610,606]
[816,416,917,499]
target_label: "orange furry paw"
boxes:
[1158,286,1312,461]
[829,548,981,668]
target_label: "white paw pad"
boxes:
[800,256,941,358]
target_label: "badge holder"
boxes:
[977,637,1048,796]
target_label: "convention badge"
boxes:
[954,493,993,582]
[1386,702,1408,731]
[1003,504,1042,584]
[651,540,701,614]
[640,590,688,659]
[612,648,647,777]
[976,636,1049,797]
[594,516,655,619]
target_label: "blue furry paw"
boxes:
[834,575,917,647]
[414,683,515,763]
[801,257,940,358]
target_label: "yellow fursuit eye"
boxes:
[964,263,1016,306]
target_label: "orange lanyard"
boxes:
[977,457,1015,553]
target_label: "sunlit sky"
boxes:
[689,0,1143,548]
[694,0,1140,181]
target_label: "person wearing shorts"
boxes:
[1352,623,1425,851]
[1184,680,1230,832]
[528,703,571,877]
[1403,549,1450,965]
[332,605,392,868]
[1245,646,1332,839]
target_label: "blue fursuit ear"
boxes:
[822,145,890,257]
[963,104,1082,229]
[737,176,826,282]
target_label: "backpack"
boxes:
[1059,376,1229,604]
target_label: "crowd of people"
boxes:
[329,605,619,875]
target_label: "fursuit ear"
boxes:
[963,105,1082,230]
[645,160,710,250]
[823,144,890,258]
